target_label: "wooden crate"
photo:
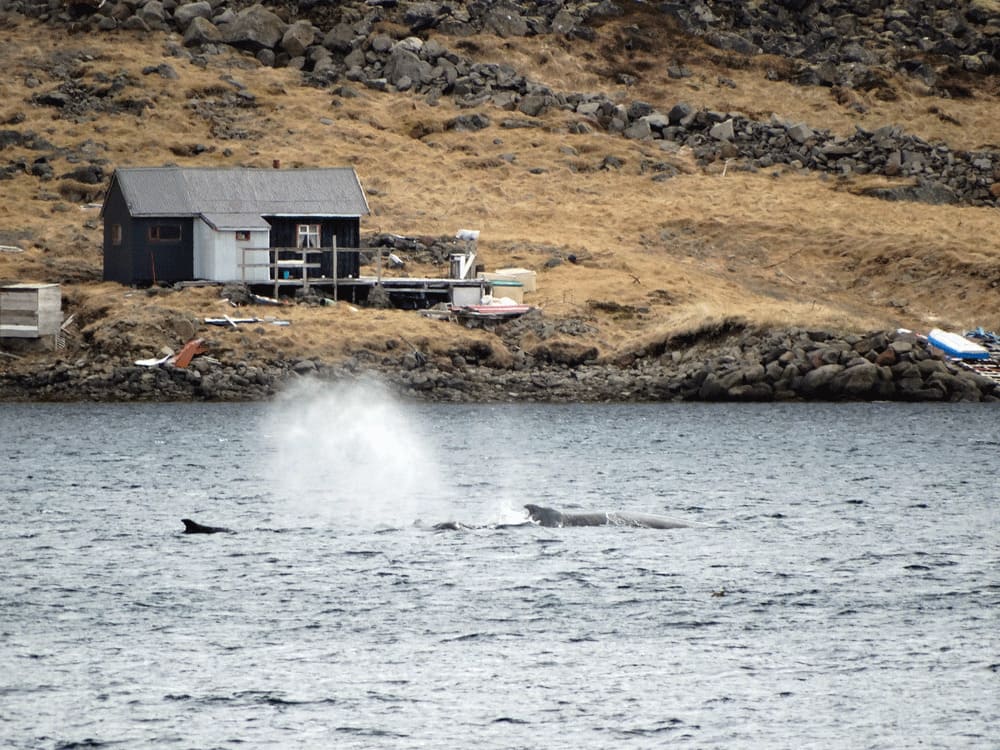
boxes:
[0,283,62,338]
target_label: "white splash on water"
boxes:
[263,378,449,527]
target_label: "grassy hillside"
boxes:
[0,5,998,370]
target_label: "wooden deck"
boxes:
[239,246,485,307]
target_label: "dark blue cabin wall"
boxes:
[331,217,361,278]
[266,216,361,278]
[130,217,195,284]
[101,180,133,283]
[101,180,194,285]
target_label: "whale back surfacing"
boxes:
[560,511,612,527]
[603,511,695,529]
[181,518,232,534]
[525,504,697,529]
[524,504,566,527]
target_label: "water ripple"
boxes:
[1,400,997,749]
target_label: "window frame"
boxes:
[148,224,182,242]
[296,224,321,248]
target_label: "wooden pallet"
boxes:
[959,358,1000,383]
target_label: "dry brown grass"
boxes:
[1,14,999,369]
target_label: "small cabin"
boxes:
[100,166,370,286]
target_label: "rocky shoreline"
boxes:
[3,325,997,403]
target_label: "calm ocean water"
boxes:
[2,381,998,749]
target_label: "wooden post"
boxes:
[333,240,338,302]
[302,245,310,295]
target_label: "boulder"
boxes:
[61,164,105,184]
[404,2,444,32]
[832,360,881,397]
[446,113,490,131]
[484,5,529,37]
[551,9,580,36]
[860,179,960,206]
[385,46,432,88]
[322,22,358,53]
[222,4,287,52]
[667,102,692,125]
[624,119,652,140]
[704,30,760,56]
[184,16,221,46]
[799,363,844,398]
[281,20,316,59]
[122,16,150,31]
[518,92,549,117]
[709,118,735,141]
[173,0,211,29]
[697,372,729,400]
[137,0,165,28]
[787,122,814,144]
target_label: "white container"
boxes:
[493,267,537,292]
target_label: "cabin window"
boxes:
[148,224,181,242]
[235,231,251,241]
[297,224,320,248]
[111,224,122,245]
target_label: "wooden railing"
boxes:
[240,245,362,298]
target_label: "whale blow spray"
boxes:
[265,378,447,527]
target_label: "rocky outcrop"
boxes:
[641,113,998,207]
[2,326,996,402]
[660,0,1000,96]
[7,0,995,208]
[2,1,998,206]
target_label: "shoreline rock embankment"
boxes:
[3,327,997,403]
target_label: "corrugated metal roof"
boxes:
[113,167,370,217]
[199,212,273,231]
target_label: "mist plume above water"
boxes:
[265,379,447,527]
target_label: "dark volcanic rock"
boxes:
[18,0,996,207]
[221,5,288,52]
[2,323,996,404]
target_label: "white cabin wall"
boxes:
[238,231,271,283]
[193,219,219,279]
[194,220,271,282]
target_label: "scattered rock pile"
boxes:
[3,326,996,402]
[644,109,998,206]
[390,325,1000,402]
[8,0,996,206]
[663,0,1000,96]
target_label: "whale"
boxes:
[429,519,535,531]
[524,504,700,529]
[181,518,233,534]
